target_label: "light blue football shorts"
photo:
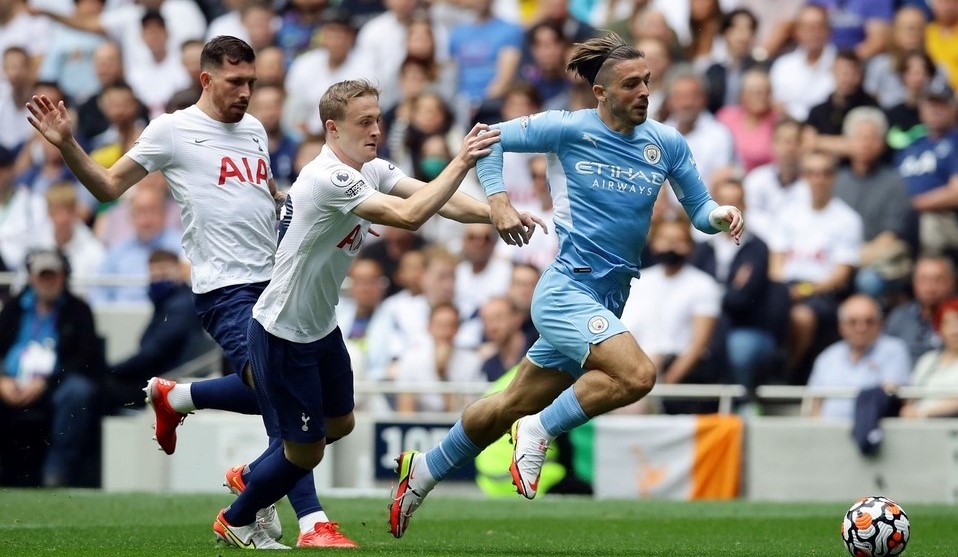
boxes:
[526,266,631,378]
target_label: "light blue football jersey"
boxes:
[477,109,720,283]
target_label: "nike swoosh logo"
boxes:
[194,139,210,144]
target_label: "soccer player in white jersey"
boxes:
[25,37,352,548]
[210,79,531,549]
[388,33,745,538]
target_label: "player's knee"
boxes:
[326,412,355,439]
[285,441,326,469]
[618,359,657,404]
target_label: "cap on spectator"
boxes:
[321,6,355,30]
[26,249,65,274]
[0,145,16,167]
[918,80,955,103]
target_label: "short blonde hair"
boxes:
[319,80,379,125]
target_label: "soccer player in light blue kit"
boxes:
[389,33,744,538]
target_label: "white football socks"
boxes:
[166,384,196,413]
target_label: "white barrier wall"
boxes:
[746,417,958,503]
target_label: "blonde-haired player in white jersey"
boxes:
[211,79,543,549]
[25,37,358,549]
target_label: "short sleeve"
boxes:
[126,115,175,172]
[309,165,376,214]
[692,276,722,318]
[99,6,136,41]
[831,209,863,266]
[365,158,407,194]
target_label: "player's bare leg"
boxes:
[510,332,656,498]
[390,361,571,538]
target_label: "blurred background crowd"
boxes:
[1,0,958,487]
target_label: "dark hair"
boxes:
[566,32,643,86]
[835,49,862,67]
[101,80,135,96]
[503,81,543,110]
[429,301,460,322]
[897,49,936,78]
[2,46,28,60]
[528,20,566,46]
[721,7,758,34]
[201,36,256,71]
[148,249,180,265]
[141,8,165,28]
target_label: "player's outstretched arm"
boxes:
[26,95,146,201]
[352,124,500,229]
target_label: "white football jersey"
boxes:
[253,146,406,343]
[126,106,277,293]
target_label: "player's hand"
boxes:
[518,211,548,239]
[709,205,744,245]
[25,95,74,149]
[457,123,500,167]
[490,193,528,246]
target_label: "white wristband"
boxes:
[708,205,735,231]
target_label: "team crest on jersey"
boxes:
[588,316,609,334]
[520,116,530,129]
[333,170,352,187]
[643,144,661,164]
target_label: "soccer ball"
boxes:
[841,496,910,557]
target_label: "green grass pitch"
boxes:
[1,490,955,556]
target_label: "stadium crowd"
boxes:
[1,0,957,487]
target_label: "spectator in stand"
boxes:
[404,18,456,103]
[354,0,431,111]
[684,0,724,72]
[807,0,893,60]
[284,7,369,138]
[0,146,48,271]
[742,117,807,243]
[0,249,102,487]
[126,10,189,118]
[634,37,672,122]
[366,245,459,382]
[39,182,105,297]
[716,69,778,172]
[769,151,863,382]
[803,50,878,158]
[663,67,736,194]
[450,0,523,122]
[884,51,941,151]
[477,296,527,382]
[166,39,205,113]
[274,0,327,65]
[895,81,958,256]
[87,81,147,161]
[455,223,513,346]
[864,7,941,109]
[506,262,540,347]
[532,0,597,48]
[389,91,463,178]
[32,0,206,79]
[495,155,558,272]
[0,47,34,152]
[704,7,767,116]
[691,177,790,401]
[358,225,427,298]
[0,0,51,70]
[886,255,956,363]
[76,42,148,145]
[394,302,482,414]
[240,0,278,52]
[900,297,958,418]
[832,107,912,300]
[105,249,207,409]
[519,21,571,110]
[253,45,286,87]
[93,171,182,250]
[770,4,837,121]
[337,258,387,347]
[807,294,911,421]
[90,183,182,305]
[248,84,298,190]
[36,0,105,104]
[926,0,958,90]
[620,217,723,414]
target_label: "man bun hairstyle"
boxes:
[201,35,256,71]
[566,32,643,86]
